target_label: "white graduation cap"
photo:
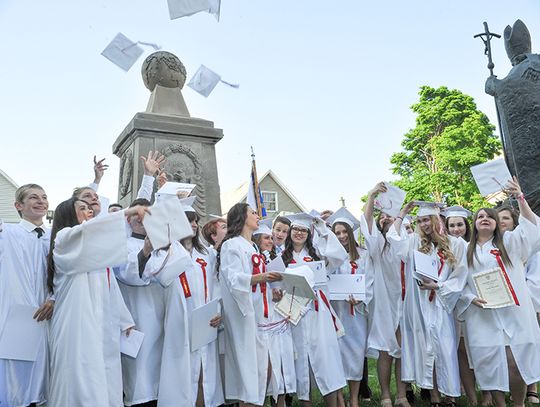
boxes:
[326,207,361,231]
[402,215,412,225]
[101,33,160,72]
[156,182,196,201]
[309,209,321,217]
[374,182,406,218]
[167,0,221,21]
[180,196,196,213]
[414,201,446,217]
[441,205,472,219]
[470,159,513,197]
[253,223,272,236]
[187,65,239,98]
[143,198,193,249]
[286,213,315,230]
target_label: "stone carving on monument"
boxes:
[480,20,540,214]
[113,51,223,220]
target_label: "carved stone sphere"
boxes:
[141,51,187,91]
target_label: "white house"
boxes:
[0,169,20,223]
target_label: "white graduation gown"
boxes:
[0,221,50,407]
[219,236,268,406]
[115,236,165,406]
[186,248,224,407]
[456,216,540,391]
[48,211,135,407]
[360,215,403,358]
[288,229,348,401]
[525,252,540,312]
[388,227,467,397]
[330,247,374,381]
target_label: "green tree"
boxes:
[390,85,501,211]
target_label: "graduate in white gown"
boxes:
[327,208,374,407]
[182,203,224,407]
[218,203,282,407]
[281,212,348,407]
[112,198,165,407]
[47,198,148,407]
[389,202,468,404]
[360,182,409,406]
[456,179,540,407]
[0,184,54,407]
[252,221,296,407]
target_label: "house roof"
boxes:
[220,169,306,215]
[0,169,20,223]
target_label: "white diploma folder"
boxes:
[413,250,440,282]
[120,329,145,358]
[156,182,196,200]
[190,298,220,352]
[0,304,45,361]
[328,274,366,301]
[470,159,512,196]
[143,198,193,249]
[289,260,327,286]
[374,182,406,218]
[266,255,286,290]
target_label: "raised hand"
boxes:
[157,170,168,189]
[93,155,109,184]
[141,150,166,177]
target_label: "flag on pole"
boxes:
[247,148,267,218]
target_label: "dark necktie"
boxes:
[34,227,44,238]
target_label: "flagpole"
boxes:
[251,147,263,217]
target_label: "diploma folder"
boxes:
[413,250,440,282]
[143,198,193,249]
[289,260,327,286]
[190,298,220,351]
[327,274,366,301]
[0,304,46,362]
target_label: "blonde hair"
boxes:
[418,215,456,265]
[15,184,45,217]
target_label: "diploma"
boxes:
[327,274,366,301]
[473,267,516,308]
[0,304,46,361]
[289,260,327,286]
[274,293,311,325]
[413,250,439,282]
[190,298,220,351]
[120,329,145,358]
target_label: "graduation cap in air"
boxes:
[326,207,361,231]
[441,206,472,219]
[167,0,221,21]
[187,65,239,97]
[101,33,160,72]
[180,196,197,213]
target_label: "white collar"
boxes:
[19,219,45,233]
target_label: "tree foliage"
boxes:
[390,86,501,211]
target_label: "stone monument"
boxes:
[481,20,540,214]
[113,51,223,219]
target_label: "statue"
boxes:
[478,20,540,214]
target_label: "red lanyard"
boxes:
[195,258,208,302]
[106,267,111,289]
[179,272,191,298]
[314,289,339,332]
[490,249,520,306]
[251,254,268,318]
[349,261,358,315]
[428,251,445,302]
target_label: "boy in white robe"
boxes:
[0,184,53,407]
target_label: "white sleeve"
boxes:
[144,241,193,287]
[53,211,129,275]
[437,238,469,313]
[114,249,151,287]
[136,174,155,201]
[504,215,540,264]
[220,243,252,317]
[313,221,348,271]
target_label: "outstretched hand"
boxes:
[369,182,387,197]
[93,156,109,184]
[157,170,168,189]
[504,176,522,198]
[141,150,166,177]
[125,205,151,222]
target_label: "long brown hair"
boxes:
[281,228,320,266]
[331,222,360,262]
[467,208,512,268]
[216,203,250,272]
[417,215,457,265]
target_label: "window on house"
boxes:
[262,191,278,212]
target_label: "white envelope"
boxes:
[143,198,193,249]
[0,304,46,361]
[470,159,512,196]
[289,260,327,286]
[280,267,316,300]
[374,183,406,218]
[191,298,220,351]
[327,274,366,301]
[101,33,144,72]
[413,250,439,282]
[120,329,145,358]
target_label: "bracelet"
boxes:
[518,193,525,202]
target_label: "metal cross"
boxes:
[474,21,501,76]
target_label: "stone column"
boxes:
[113,51,223,220]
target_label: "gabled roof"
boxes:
[0,169,18,189]
[0,169,19,223]
[220,169,306,215]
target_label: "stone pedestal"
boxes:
[112,51,223,220]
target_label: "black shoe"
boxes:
[406,389,416,404]
[421,388,431,401]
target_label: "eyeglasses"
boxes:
[291,227,308,234]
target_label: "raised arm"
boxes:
[507,177,537,225]
[137,151,166,201]
[363,182,387,235]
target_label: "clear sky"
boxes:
[1,0,539,217]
